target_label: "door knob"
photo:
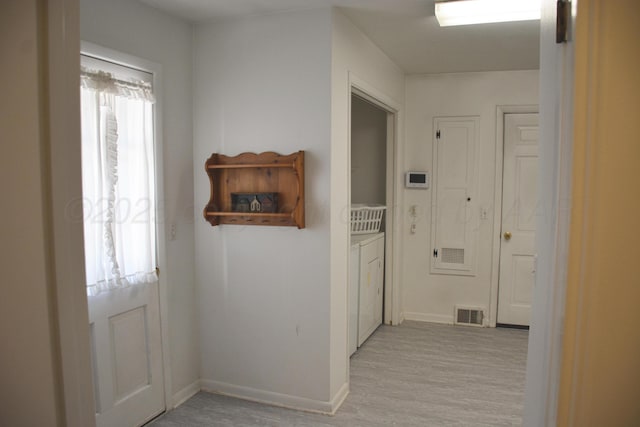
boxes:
[503,231,512,241]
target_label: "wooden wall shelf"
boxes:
[203,151,305,228]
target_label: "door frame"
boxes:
[489,105,539,327]
[46,1,96,424]
[80,41,173,413]
[348,72,404,328]
[46,0,575,424]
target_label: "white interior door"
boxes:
[89,284,164,427]
[81,52,166,426]
[498,113,539,326]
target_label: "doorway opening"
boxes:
[347,81,401,359]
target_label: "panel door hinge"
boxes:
[556,0,571,43]
[433,249,438,258]
[436,130,441,139]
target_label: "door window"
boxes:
[80,56,157,294]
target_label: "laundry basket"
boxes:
[350,204,386,234]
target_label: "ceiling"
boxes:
[138,0,540,74]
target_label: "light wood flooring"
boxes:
[150,321,528,426]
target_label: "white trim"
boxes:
[172,380,201,409]
[151,54,173,417]
[80,41,159,77]
[403,312,454,325]
[80,55,153,84]
[80,41,173,413]
[490,105,539,327]
[330,381,350,414]
[47,1,96,425]
[200,379,344,415]
[523,0,575,423]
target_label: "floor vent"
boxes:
[455,306,485,327]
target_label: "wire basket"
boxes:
[350,204,386,234]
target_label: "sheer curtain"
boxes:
[80,67,157,295]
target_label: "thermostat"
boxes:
[405,171,429,189]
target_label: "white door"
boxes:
[431,117,479,275]
[89,284,165,427]
[81,53,165,426]
[498,113,539,326]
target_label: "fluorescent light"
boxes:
[435,0,541,26]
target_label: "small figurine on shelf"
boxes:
[231,192,278,213]
[250,195,261,212]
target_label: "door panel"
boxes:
[516,157,538,231]
[110,307,150,402]
[89,282,164,427]
[512,255,535,305]
[431,117,479,275]
[498,113,539,326]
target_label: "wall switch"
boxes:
[170,223,177,241]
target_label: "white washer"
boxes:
[349,232,384,355]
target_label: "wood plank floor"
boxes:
[150,321,528,426]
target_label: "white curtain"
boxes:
[80,68,157,295]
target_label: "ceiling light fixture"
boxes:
[435,0,541,27]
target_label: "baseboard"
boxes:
[403,312,454,325]
[200,379,338,414]
[172,379,201,408]
[330,381,349,414]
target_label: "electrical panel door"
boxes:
[430,117,479,276]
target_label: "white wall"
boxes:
[193,9,334,411]
[192,8,405,412]
[331,9,405,400]
[403,70,539,324]
[0,2,64,425]
[351,96,387,206]
[80,0,199,402]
